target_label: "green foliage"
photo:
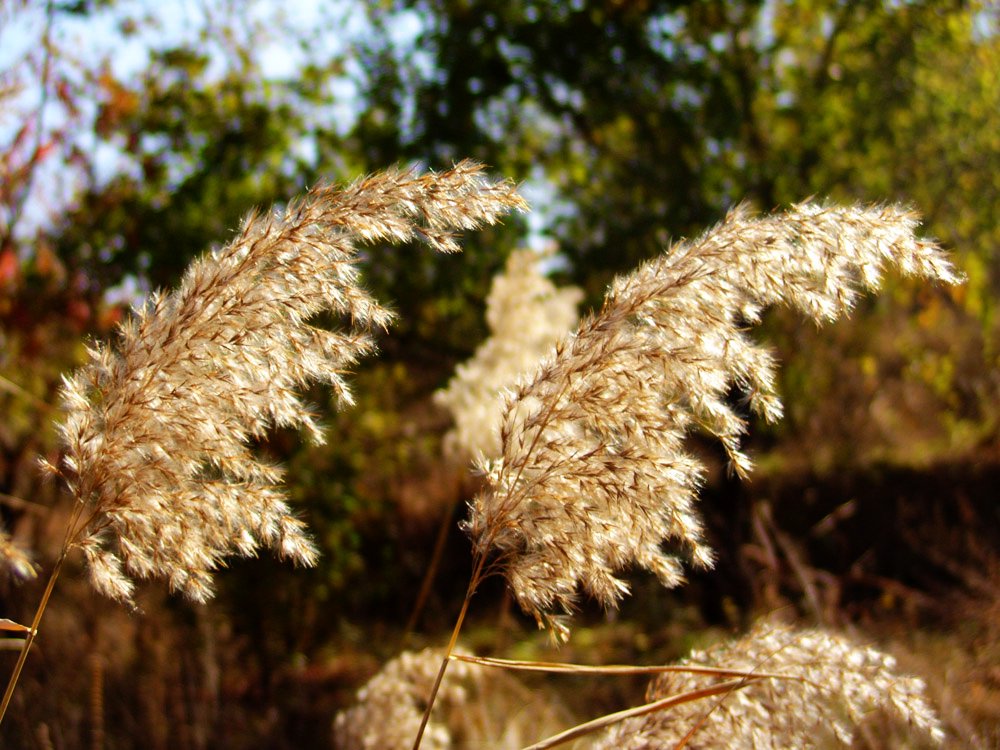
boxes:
[51,45,327,289]
[365,0,755,292]
[757,2,1000,465]
[353,0,998,467]
[0,0,991,592]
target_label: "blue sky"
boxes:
[1,0,564,265]
[0,1,381,237]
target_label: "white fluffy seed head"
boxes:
[333,648,572,750]
[436,246,582,460]
[57,161,525,603]
[466,202,959,638]
[589,622,945,749]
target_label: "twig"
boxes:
[520,678,765,750]
[450,653,797,682]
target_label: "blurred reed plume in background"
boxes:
[589,622,945,749]
[465,203,960,640]
[334,647,574,750]
[48,161,525,603]
[435,246,582,460]
[337,625,943,749]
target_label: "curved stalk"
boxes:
[410,552,487,750]
[522,677,762,750]
[0,480,91,727]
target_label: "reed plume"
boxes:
[464,202,959,639]
[436,246,582,459]
[49,161,525,603]
[588,622,945,748]
[334,647,573,750]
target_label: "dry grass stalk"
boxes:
[588,622,945,749]
[436,246,582,460]
[48,160,524,603]
[464,202,959,640]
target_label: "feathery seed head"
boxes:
[57,161,524,603]
[334,648,476,750]
[465,202,959,639]
[436,246,582,460]
[333,647,572,750]
[589,622,945,748]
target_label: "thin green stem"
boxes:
[0,374,53,414]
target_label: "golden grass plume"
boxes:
[464,202,959,640]
[50,161,525,603]
[589,621,945,749]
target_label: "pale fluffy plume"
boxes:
[436,246,582,459]
[465,203,959,638]
[55,161,525,603]
[589,622,944,749]
[333,647,573,750]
